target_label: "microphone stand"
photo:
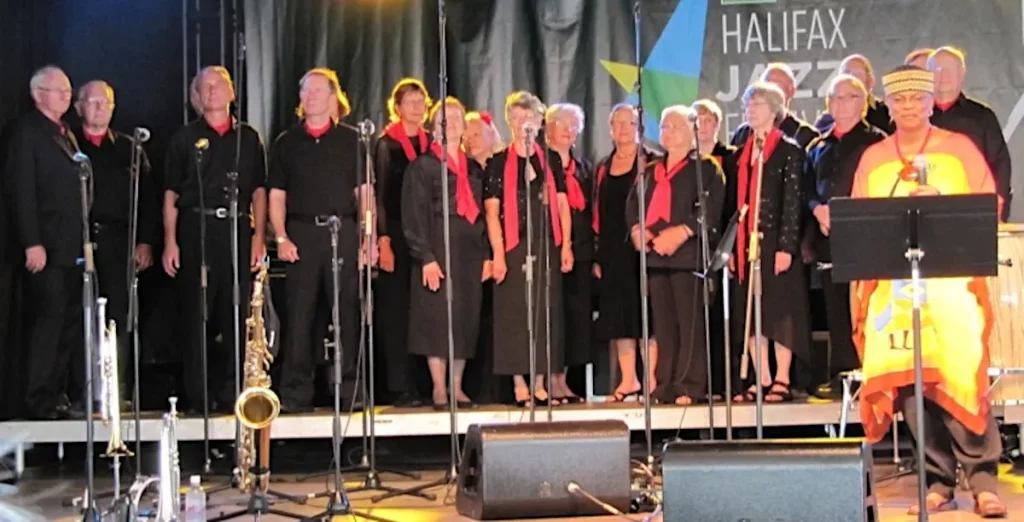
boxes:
[691,127,715,439]
[706,207,745,441]
[193,144,215,474]
[76,154,101,522]
[126,129,145,478]
[632,0,655,474]
[373,0,459,501]
[740,138,767,439]
[524,127,538,422]
[229,25,246,481]
[540,136,553,422]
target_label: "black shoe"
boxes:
[392,392,423,407]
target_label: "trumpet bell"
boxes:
[235,387,280,430]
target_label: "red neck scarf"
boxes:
[384,122,428,162]
[560,156,586,211]
[431,143,479,224]
[645,156,688,227]
[502,143,562,252]
[305,120,332,139]
[208,118,231,136]
[736,128,783,282]
[591,162,608,233]
[84,130,105,147]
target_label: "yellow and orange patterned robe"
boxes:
[849,128,1003,444]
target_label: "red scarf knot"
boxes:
[84,131,105,147]
[735,128,783,282]
[304,120,332,139]
[431,144,479,224]
[209,118,231,136]
[384,122,428,162]
[644,157,688,227]
[502,143,562,252]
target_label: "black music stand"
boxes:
[829,194,998,522]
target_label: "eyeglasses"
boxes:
[38,87,72,95]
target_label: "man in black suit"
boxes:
[5,65,82,420]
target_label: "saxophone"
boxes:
[98,297,132,458]
[235,258,280,493]
[119,397,181,521]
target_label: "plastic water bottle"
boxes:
[184,475,207,521]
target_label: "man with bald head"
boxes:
[4,66,82,419]
[70,80,157,412]
[731,63,820,150]
[814,54,894,133]
[905,48,935,69]
[928,46,1012,221]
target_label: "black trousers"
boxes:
[82,224,132,396]
[898,388,1001,496]
[279,220,360,405]
[374,222,418,397]
[177,214,251,409]
[821,269,858,378]
[650,268,706,401]
[24,264,83,414]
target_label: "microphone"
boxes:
[195,138,210,151]
[357,119,375,137]
[72,152,90,164]
[134,127,151,143]
[523,122,538,137]
[912,154,928,185]
[687,111,699,123]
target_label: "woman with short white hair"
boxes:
[626,105,725,405]
[730,82,811,403]
[544,102,593,403]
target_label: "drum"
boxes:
[987,224,1024,404]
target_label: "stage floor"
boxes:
[25,467,1024,521]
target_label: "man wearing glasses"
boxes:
[70,80,157,415]
[814,54,894,134]
[5,66,82,420]
[802,74,886,399]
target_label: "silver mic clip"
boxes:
[357,119,376,138]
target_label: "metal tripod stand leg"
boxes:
[307,490,396,522]
[208,490,307,521]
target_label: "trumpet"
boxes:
[98,297,132,458]
[118,397,181,521]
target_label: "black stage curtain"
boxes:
[0,0,190,418]
[243,0,671,159]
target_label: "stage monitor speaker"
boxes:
[455,420,632,520]
[662,439,877,522]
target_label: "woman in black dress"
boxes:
[375,77,432,406]
[626,106,726,405]
[731,82,811,402]
[594,104,659,401]
[402,97,489,408]
[545,103,593,403]
[484,91,574,406]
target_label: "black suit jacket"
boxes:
[5,110,84,267]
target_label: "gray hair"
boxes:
[76,80,114,104]
[29,65,65,91]
[742,81,787,117]
[544,103,585,132]
[190,65,233,115]
[690,98,723,124]
[827,73,867,100]
[503,91,545,122]
[840,54,875,80]
[608,103,638,124]
[660,104,694,126]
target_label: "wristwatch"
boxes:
[275,236,288,245]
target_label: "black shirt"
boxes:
[5,110,83,266]
[813,95,894,134]
[72,128,159,245]
[375,131,429,236]
[804,120,887,211]
[548,149,595,263]
[483,148,568,236]
[164,117,266,210]
[267,122,364,220]
[931,92,1012,221]
[625,155,726,270]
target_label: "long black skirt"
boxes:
[493,240,564,376]
[408,219,485,360]
[563,260,593,368]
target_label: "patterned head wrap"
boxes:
[882,65,934,96]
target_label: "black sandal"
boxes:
[767,381,793,402]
